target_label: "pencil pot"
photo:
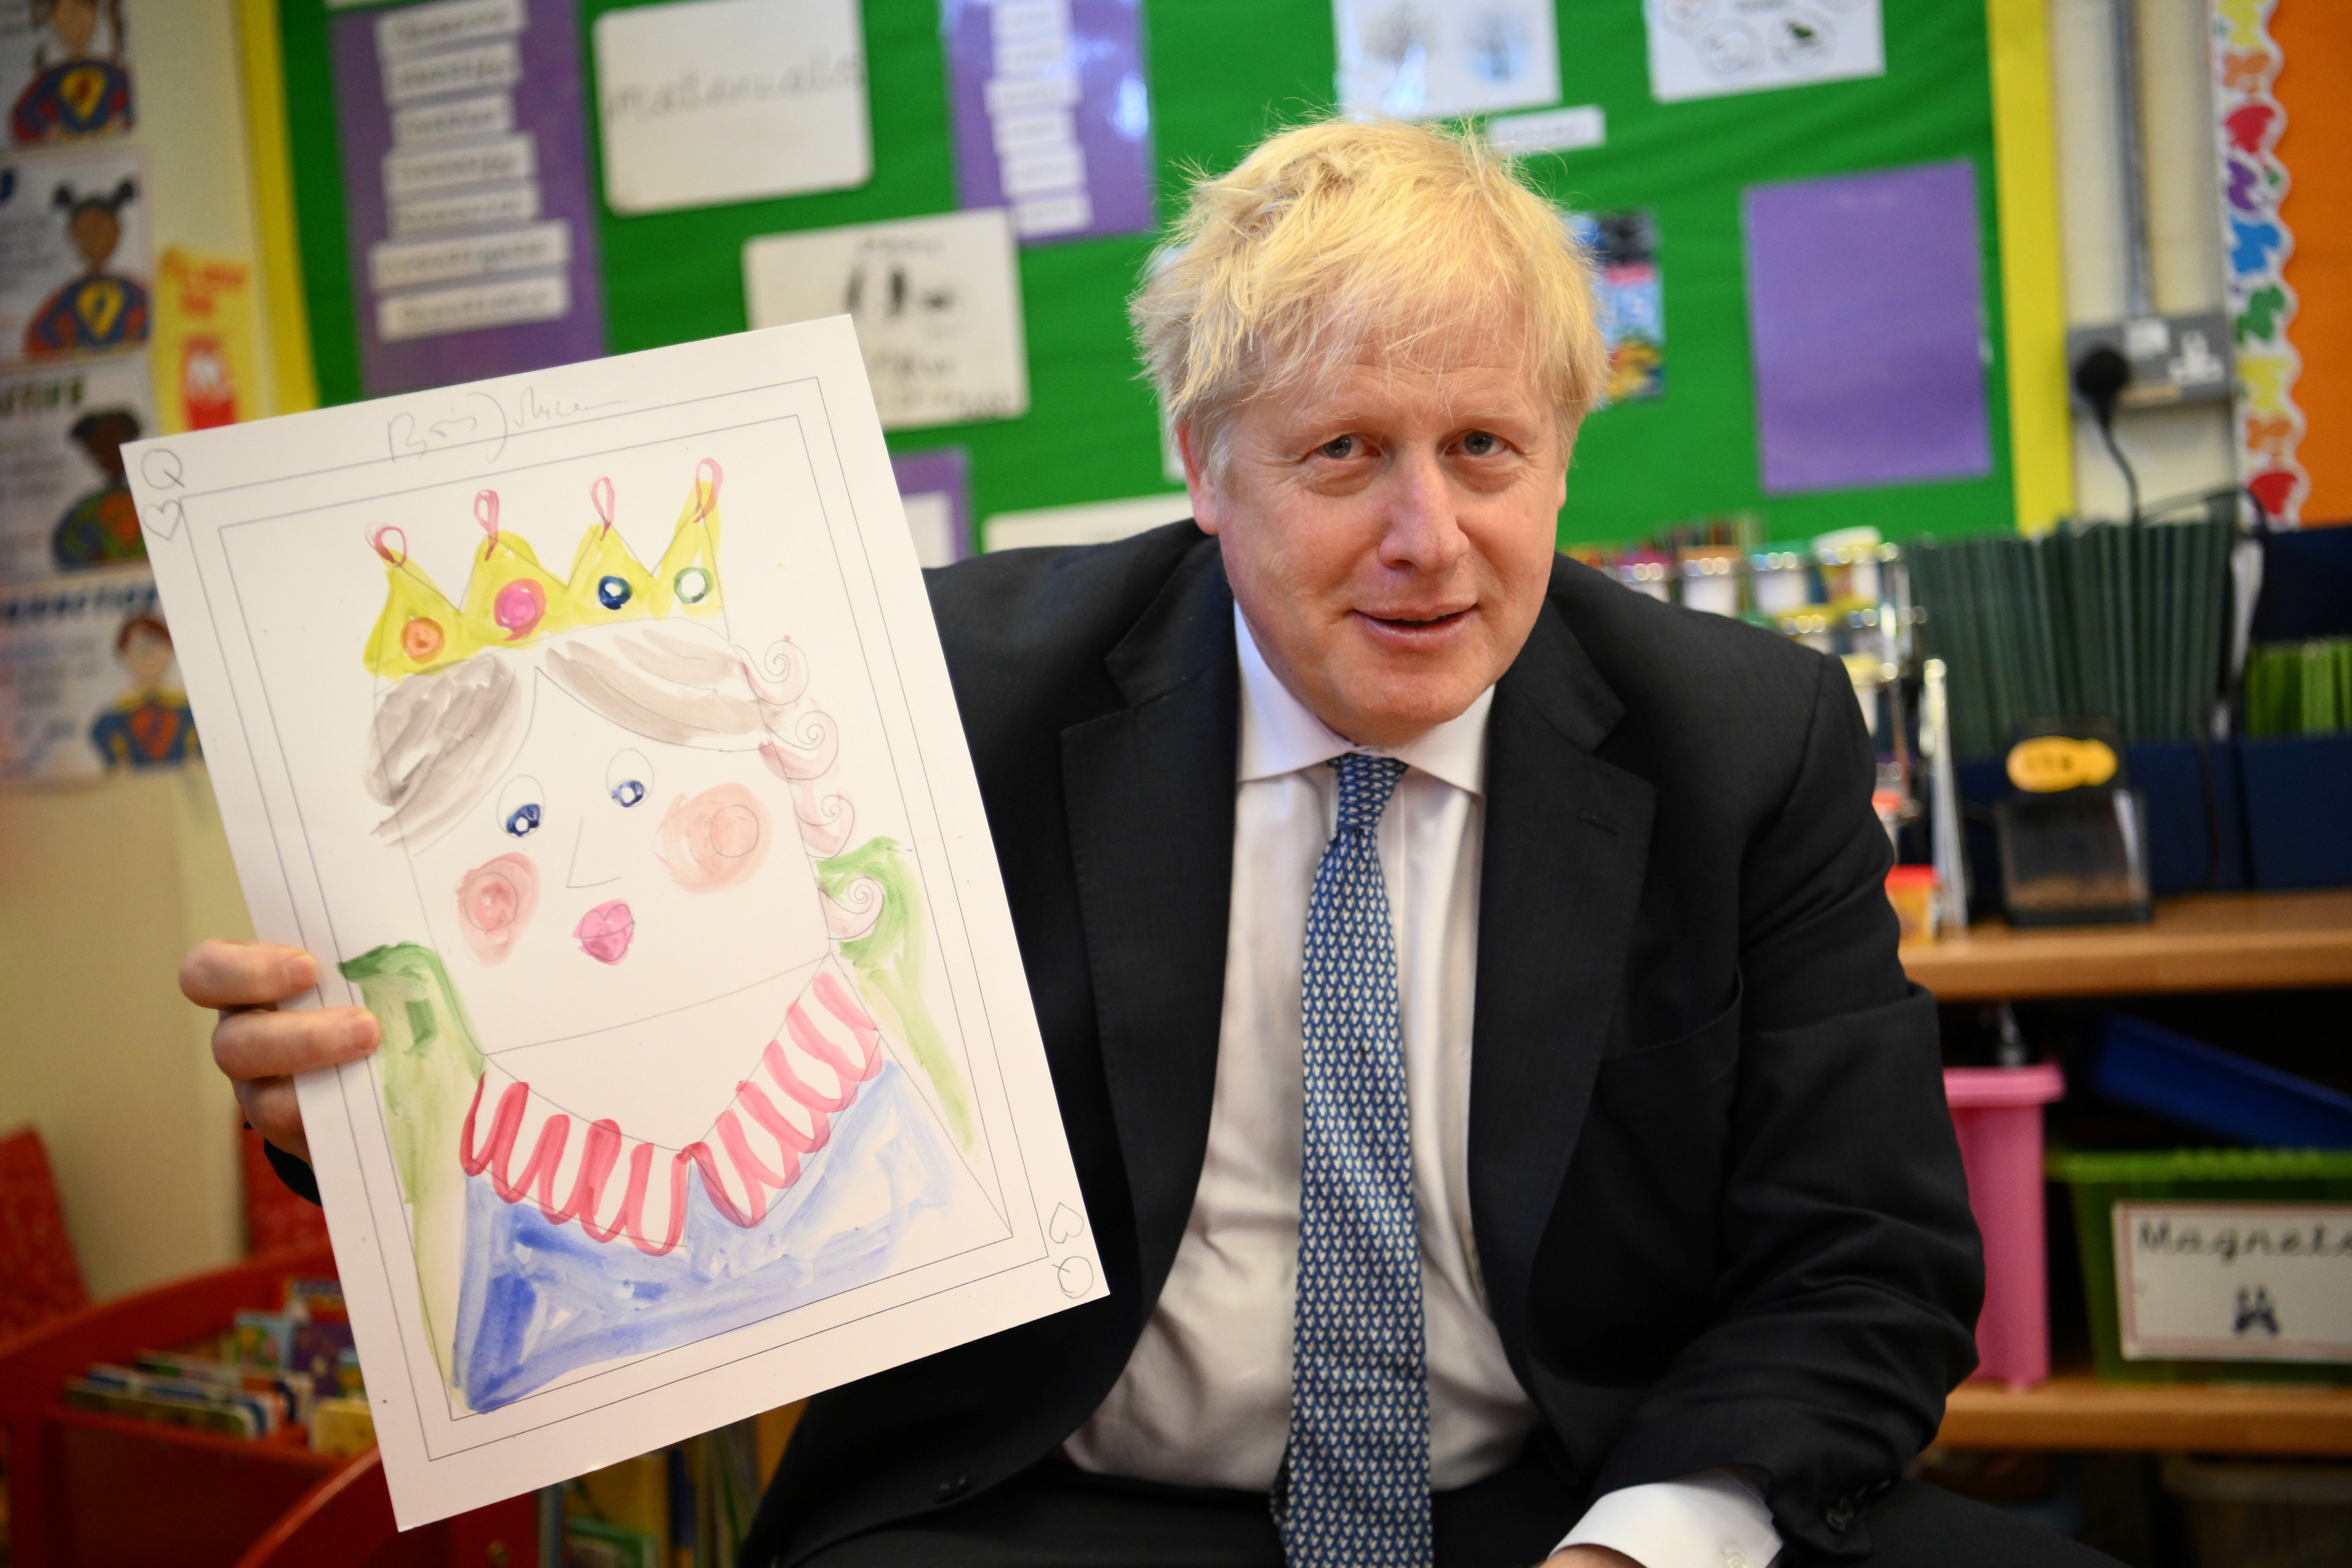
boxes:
[2238,733,2352,891]
[1945,1064,2066,1388]
[2049,1148,2352,1385]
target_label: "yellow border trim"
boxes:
[234,0,318,415]
[1987,0,2073,535]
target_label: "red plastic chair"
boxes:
[232,1448,538,1568]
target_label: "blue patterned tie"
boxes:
[1280,751,1430,1568]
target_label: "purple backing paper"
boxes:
[332,0,605,397]
[942,0,1153,244]
[891,447,973,562]
[1743,161,1991,496]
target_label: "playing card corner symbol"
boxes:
[1055,1255,1094,1298]
[1048,1202,1085,1244]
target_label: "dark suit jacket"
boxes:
[742,523,1982,1566]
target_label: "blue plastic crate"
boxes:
[2094,1014,2352,1150]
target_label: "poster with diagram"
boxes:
[1332,0,1559,122]
[744,209,1030,430]
[125,318,1102,1526]
[1644,0,1883,103]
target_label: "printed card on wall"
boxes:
[1,0,133,145]
[153,248,266,433]
[0,355,153,575]
[595,0,871,215]
[0,140,149,364]
[941,0,1152,243]
[1332,0,1559,122]
[1570,210,1663,404]
[330,0,606,396]
[123,319,1104,1526]
[0,564,196,783]
[1645,0,1883,104]
[744,209,1029,430]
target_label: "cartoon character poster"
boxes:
[127,320,1103,1526]
[0,142,150,362]
[2,0,132,146]
[0,354,153,576]
[0,563,191,783]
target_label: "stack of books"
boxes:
[1908,517,2235,760]
[61,1273,373,1455]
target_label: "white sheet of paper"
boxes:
[1644,0,1883,104]
[124,319,1104,1528]
[1331,0,1559,122]
[983,492,1192,552]
[744,209,1029,431]
[594,0,871,214]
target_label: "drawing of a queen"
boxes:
[342,462,998,1414]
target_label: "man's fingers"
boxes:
[213,1005,379,1081]
[236,1077,311,1166]
[182,938,319,1011]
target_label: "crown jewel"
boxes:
[364,461,724,682]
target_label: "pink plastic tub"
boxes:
[1944,1062,2066,1388]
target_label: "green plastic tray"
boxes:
[2048,1147,2352,1385]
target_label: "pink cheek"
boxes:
[455,853,538,964]
[657,784,772,890]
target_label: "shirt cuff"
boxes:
[1553,1469,1781,1568]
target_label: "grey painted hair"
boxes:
[362,619,876,933]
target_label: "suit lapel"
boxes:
[1061,541,1239,1315]
[1469,596,1656,1374]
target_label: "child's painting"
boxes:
[0,142,150,362]
[127,321,1104,1526]
[2,0,132,145]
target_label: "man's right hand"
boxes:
[181,939,381,1166]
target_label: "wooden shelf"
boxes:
[1938,1370,2352,1454]
[1900,890,2352,1002]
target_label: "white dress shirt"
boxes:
[1064,609,1782,1568]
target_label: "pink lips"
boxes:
[574,900,634,964]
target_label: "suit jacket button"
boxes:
[936,1475,969,1503]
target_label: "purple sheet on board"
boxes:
[942,0,1154,244]
[891,447,973,562]
[1743,161,1992,495]
[331,0,605,397]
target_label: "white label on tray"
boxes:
[2115,1203,2352,1362]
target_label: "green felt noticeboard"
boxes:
[278,0,2014,548]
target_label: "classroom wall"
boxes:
[0,770,250,1300]
[2048,0,2237,522]
[0,0,268,1300]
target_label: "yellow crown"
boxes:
[363,460,726,681]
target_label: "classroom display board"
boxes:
[274,0,2014,548]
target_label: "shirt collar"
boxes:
[1234,604,1492,796]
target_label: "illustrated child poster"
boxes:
[0,140,149,362]
[125,319,1105,1525]
[0,564,194,783]
[2,0,133,145]
[0,353,154,574]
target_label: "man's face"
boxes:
[1186,329,1570,748]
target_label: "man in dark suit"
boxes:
[190,120,2113,1566]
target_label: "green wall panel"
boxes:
[280,0,2014,548]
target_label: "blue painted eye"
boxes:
[503,803,541,837]
[597,574,632,610]
[611,779,646,808]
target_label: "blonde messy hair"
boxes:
[1133,117,1607,475]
